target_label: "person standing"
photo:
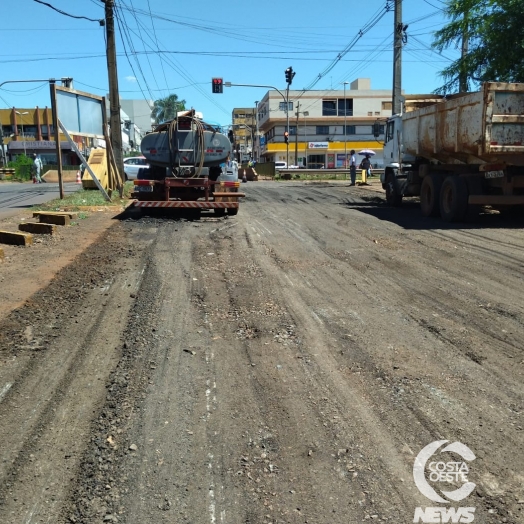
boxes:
[33,153,43,183]
[349,149,357,186]
[359,154,371,185]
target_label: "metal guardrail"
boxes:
[277,168,384,180]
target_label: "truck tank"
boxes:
[141,111,231,170]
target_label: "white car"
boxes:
[123,156,149,180]
[275,161,287,170]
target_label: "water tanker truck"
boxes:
[132,110,243,216]
[378,82,524,221]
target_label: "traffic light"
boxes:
[285,67,295,85]
[284,131,289,144]
[212,77,223,93]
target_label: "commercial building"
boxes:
[231,107,257,163]
[257,78,392,168]
[0,98,150,166]
[119,98,154,150]
[0,106,87,166]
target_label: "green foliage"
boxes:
[432,0,524,94]
[151,94,186,124]
[8,154,33,181]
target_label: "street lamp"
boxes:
[343,81,349,168]
[15,111,29,156]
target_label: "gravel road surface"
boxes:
[0,181,522,524]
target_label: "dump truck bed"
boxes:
[402,82,524,166]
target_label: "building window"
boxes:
[344,125,356,135]
[382,101,392,111]
[316,125,329,135]
[289,126,297,135]
[322,100,337,116]
[279,101,293,112]
[338,98,353,116]
[266,127,275,142]
[385,120,395,143]
[367,112,373,116]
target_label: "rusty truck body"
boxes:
[379,82,524,221]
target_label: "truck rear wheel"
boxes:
[385,173,402,207]
[440,176,468,222]
[420,174,442,217]
[214,208,226,217]
[227,207,239,216]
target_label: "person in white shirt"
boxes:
[33,154,43,183]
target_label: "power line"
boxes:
[302,0,394,91]
[32,0,104,24]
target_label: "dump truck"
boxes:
[378,82,524,221]
[132,110,243,216]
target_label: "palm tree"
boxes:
[151,94,186,124]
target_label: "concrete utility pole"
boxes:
[105,0,124,186]
[294,102,300,166]
[392,0,402,115]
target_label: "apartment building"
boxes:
[257,78,392,168]
[231,107,257,163]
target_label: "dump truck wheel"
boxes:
[227,207,239,216]
[385,173,402,207]
[440,176,468,222]
[420,174,442,217]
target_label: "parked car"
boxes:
[275,161,287,170]
[123,156,149,180]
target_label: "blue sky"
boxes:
[1,0,456,128]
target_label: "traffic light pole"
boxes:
[224,82,288,162]
[286,84,290,168]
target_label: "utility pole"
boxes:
[392,0,402,115]
[294,102,300,166]
[105,0,124,190]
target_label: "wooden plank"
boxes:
[35,214,71,226]
[33,211,78,219]
[19,223,57,235]
[0,230,33,246]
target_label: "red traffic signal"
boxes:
[212,77,223,94]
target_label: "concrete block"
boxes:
[33,213,71,225]
[32,211,78,220]
[19,222,56,235]
[0,230,33,246]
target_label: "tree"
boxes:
[151,94,186,124]
[432,0,524,94]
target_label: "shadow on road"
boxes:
[343,195,524,230]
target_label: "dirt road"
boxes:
[0,181,522,523]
